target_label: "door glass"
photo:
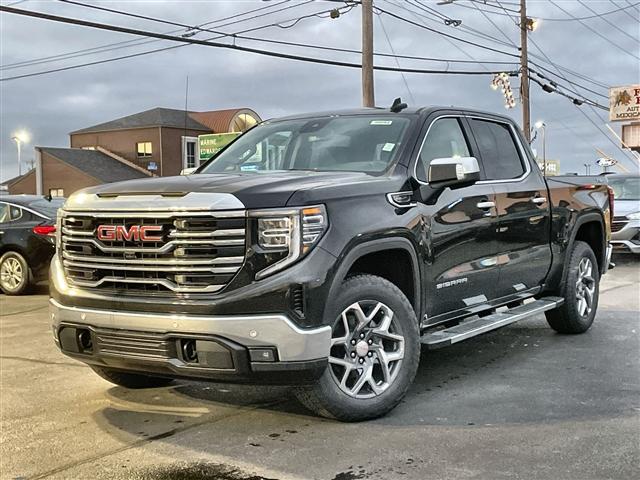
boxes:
[9,206,22,221]
[0,203,8,223]
[417,118,470,182]
[469,119,525,180]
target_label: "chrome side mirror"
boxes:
[428,156,480,187]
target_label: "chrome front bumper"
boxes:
[50,299,331,363]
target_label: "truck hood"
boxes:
[70,171,397,210]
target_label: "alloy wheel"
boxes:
[575,257,595,317]
[0,257,24,291]
[328,300,405,399]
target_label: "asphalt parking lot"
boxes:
[1,257,638,480]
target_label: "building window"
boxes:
[182,136,198,169]
[136,142,153,157]
[49,188,64,197]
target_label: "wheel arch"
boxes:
[327,238,421,322]
[569,212,606,275]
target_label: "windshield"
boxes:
[199,116,411,174]
[608,177,640,200]
[29,198,65,218]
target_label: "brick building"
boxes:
[3,107,261,196]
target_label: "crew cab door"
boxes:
[412,115,502,321]
[466,117,552,297]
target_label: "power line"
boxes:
[375,4,519,58]
[376,14,416,104]
[384,0,494,73]
[548,0,640,60]
[611,0,640,22]
[447,0,640,21]
[484,0,636,166]
[0,5,516,82]
[575,0,639,44]
[1,0,307,70]
[2,1,521,79]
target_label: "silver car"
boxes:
[609,175,640,254]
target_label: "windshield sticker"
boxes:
[240,165,259,172]
[382,143,395,152]
[370,120,393,125]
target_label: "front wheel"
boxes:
[545,241,600,334]
[295,274,420,421]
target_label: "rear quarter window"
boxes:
[469,119,526,180]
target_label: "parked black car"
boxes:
[0,195,64,295]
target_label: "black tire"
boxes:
[0,251,31,295]
[294,274,420,422]
[545,241,600,334]
[90,366,173,389]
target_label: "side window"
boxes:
[469,119,525,180]
[417,118,470,182]
[0,203,8,223]
[9,206,22,221]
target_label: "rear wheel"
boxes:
[90,366,173,389]
[545,241,600,334]
[0,251,31,295]
[295,274,420,421]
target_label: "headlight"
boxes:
[250,205,328,279]
[627,211,640,220]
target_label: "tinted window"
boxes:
[469,119,525,180]
[417,118,470,182]
[200,116,411,174]
[608,177,640,200]
[0,203,8,223]
[9,206,22,221]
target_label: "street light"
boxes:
[11,130,30,176]
[534,121,546,176]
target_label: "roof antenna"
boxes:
[390,97,408,113]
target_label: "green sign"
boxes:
[198,132,241,161]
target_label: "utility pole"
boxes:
[519,0,531,142]
[361,0,375,107]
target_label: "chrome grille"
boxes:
[60,211,246,295]
[611,216,628,233]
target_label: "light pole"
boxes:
[535,121,546,175]
[11,130,30,176]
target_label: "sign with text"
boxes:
[536,159,560,176]
[198,132,241,161]
[609,85,640,122]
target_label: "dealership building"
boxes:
[3,107,261,197]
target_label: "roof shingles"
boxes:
[38,147,148,183]
[70,107,211,134]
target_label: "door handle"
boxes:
[476,201,496,209]
[531,196,547,205]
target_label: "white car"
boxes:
[609,175,640,254]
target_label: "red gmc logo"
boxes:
[96,225,163,242]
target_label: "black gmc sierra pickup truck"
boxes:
[51,106,612,421]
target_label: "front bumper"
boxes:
[611,219,640,254]
[50,299,330,384]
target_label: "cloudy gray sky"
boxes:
[1,0,638,181]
